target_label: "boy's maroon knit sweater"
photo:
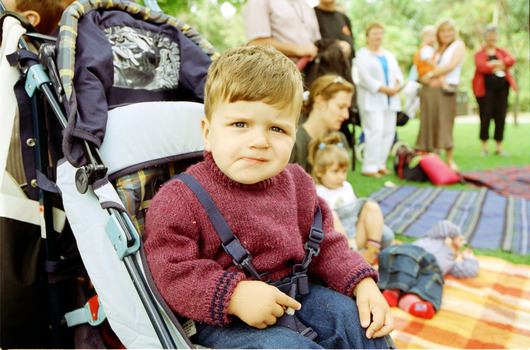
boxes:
[144,152,378,327]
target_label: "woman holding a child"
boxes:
[415,17,466,172]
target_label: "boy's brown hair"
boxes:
[204,45,303,121]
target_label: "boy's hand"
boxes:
[227,280,301,329]
[353,278,394,339]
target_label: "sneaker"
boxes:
[382,290,400,307]
[409,301,435,319]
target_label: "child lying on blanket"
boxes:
[377,220,479,319]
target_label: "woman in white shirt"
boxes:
[415,18,466,172]
[354,21,404,178]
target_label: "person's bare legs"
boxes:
[481,140,488,156]
[495,140,506,156]
[356,201,383,264]
[446,147,459,171]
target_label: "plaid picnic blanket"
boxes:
[461,165,530,200]
[390,255,530,349]
[371,185,530,256]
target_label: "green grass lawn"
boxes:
[346,115,530,265]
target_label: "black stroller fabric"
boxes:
[56,1,215,167]
[1,218,52,348]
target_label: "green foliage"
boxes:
[343,0,529,113]
[151,0,529,111]
[156,0,248,52]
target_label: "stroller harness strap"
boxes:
[176,173,322,341]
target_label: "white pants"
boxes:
[360,108,397,173]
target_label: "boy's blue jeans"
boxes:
[191,284,393,349]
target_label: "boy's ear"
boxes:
[20,10,41,29]
[201,117,212,152]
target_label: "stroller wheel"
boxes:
[355,142,365,163]
[391,140,412,157]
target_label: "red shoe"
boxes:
[409,301,435,319]
[382,290,399,307]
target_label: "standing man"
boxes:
[242,0,321,63]
[314,0,354,62]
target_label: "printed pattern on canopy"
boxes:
[57,0,219,100]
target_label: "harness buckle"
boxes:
[232,253,252,270]
[232,254,270,282]
[304,227,324,257]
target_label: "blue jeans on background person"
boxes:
[191,284,394,349]
[378,243,444,311]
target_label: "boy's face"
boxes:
[202,100,298,184]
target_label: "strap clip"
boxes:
[305,227,324,256]
[64,295,106,327]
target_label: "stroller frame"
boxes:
[2,0,217,347]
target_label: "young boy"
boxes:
[144,45,393,349]
[413,25,456,94]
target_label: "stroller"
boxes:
[1,0,217,348]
